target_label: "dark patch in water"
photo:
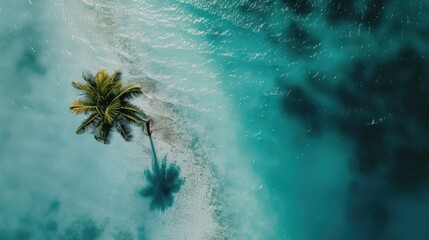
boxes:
[338,121,388,174]
[281,46,429,238]
[282,0,313,15]
[114,230,134,240]
[0,228,32,240]
[391,147,429,192]
[327,0,354,23]
[268,21,321,58]
[62,218,103,240]
[0,231,9,240]
[282,85,323,135]
[0,23,48,102]
[336,47,429,182]
[349,196,390,239]
[0,200,107,239]
[136,226,146,240]
[47,200,61,214]
[15,48,47,76]
[362,0,386,27]
[45,220,58,233]
[340,47,429,238]
[286,21,321,58]
[14,229,32,240]
[327,0,387,28]
[12,25,47,77]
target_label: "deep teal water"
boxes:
[1,0,429,239]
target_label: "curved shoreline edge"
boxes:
[135,79,231,239]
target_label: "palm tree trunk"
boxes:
[146,122,159,174]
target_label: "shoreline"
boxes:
[136,79,230,239]
[57,1,236,238]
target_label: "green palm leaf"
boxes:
[76,113,101,134]
[82,71,95,85]
[70,69,146,143]
[121,112,146,126]
[70,100,99,115]
[71,81,94,97]
[104,99,121,124]
[111,83,142,103]
[101,70,121,96]
[94,122,113,144]
[121,103,149,120]
[71,69,184,211]
[115,118,133,141]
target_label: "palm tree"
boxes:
[140,122,185,211]
[70,69,184,211]
[70,69,149,143]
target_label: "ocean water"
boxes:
[1,0,429,239]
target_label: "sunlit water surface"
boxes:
[1,1,429,240]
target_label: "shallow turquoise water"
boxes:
[1,0,429,239]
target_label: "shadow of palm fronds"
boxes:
[140,123,185,211]
[140,156,185,211]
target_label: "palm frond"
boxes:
[105,81,123,99]
[82,71,95,86]
[111,69,122,82]
[70,100,99,115]
[72,81,99,101]
[121,112,146,126]
[95,70,108,86]
[111,83,142,103]
[140,156,185,211]
[121,86,143,102]
[99,70,121,96]
[71,81,92,94]
[71,69,148,145]
[95,69,113,97]
[76,113,101,134]
[120,103,149,122]
[115,119,133,141]
[94,122,113,144]
[104,100,121,124]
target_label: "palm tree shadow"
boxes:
[70,69,185,211]
[139,156,185,211]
